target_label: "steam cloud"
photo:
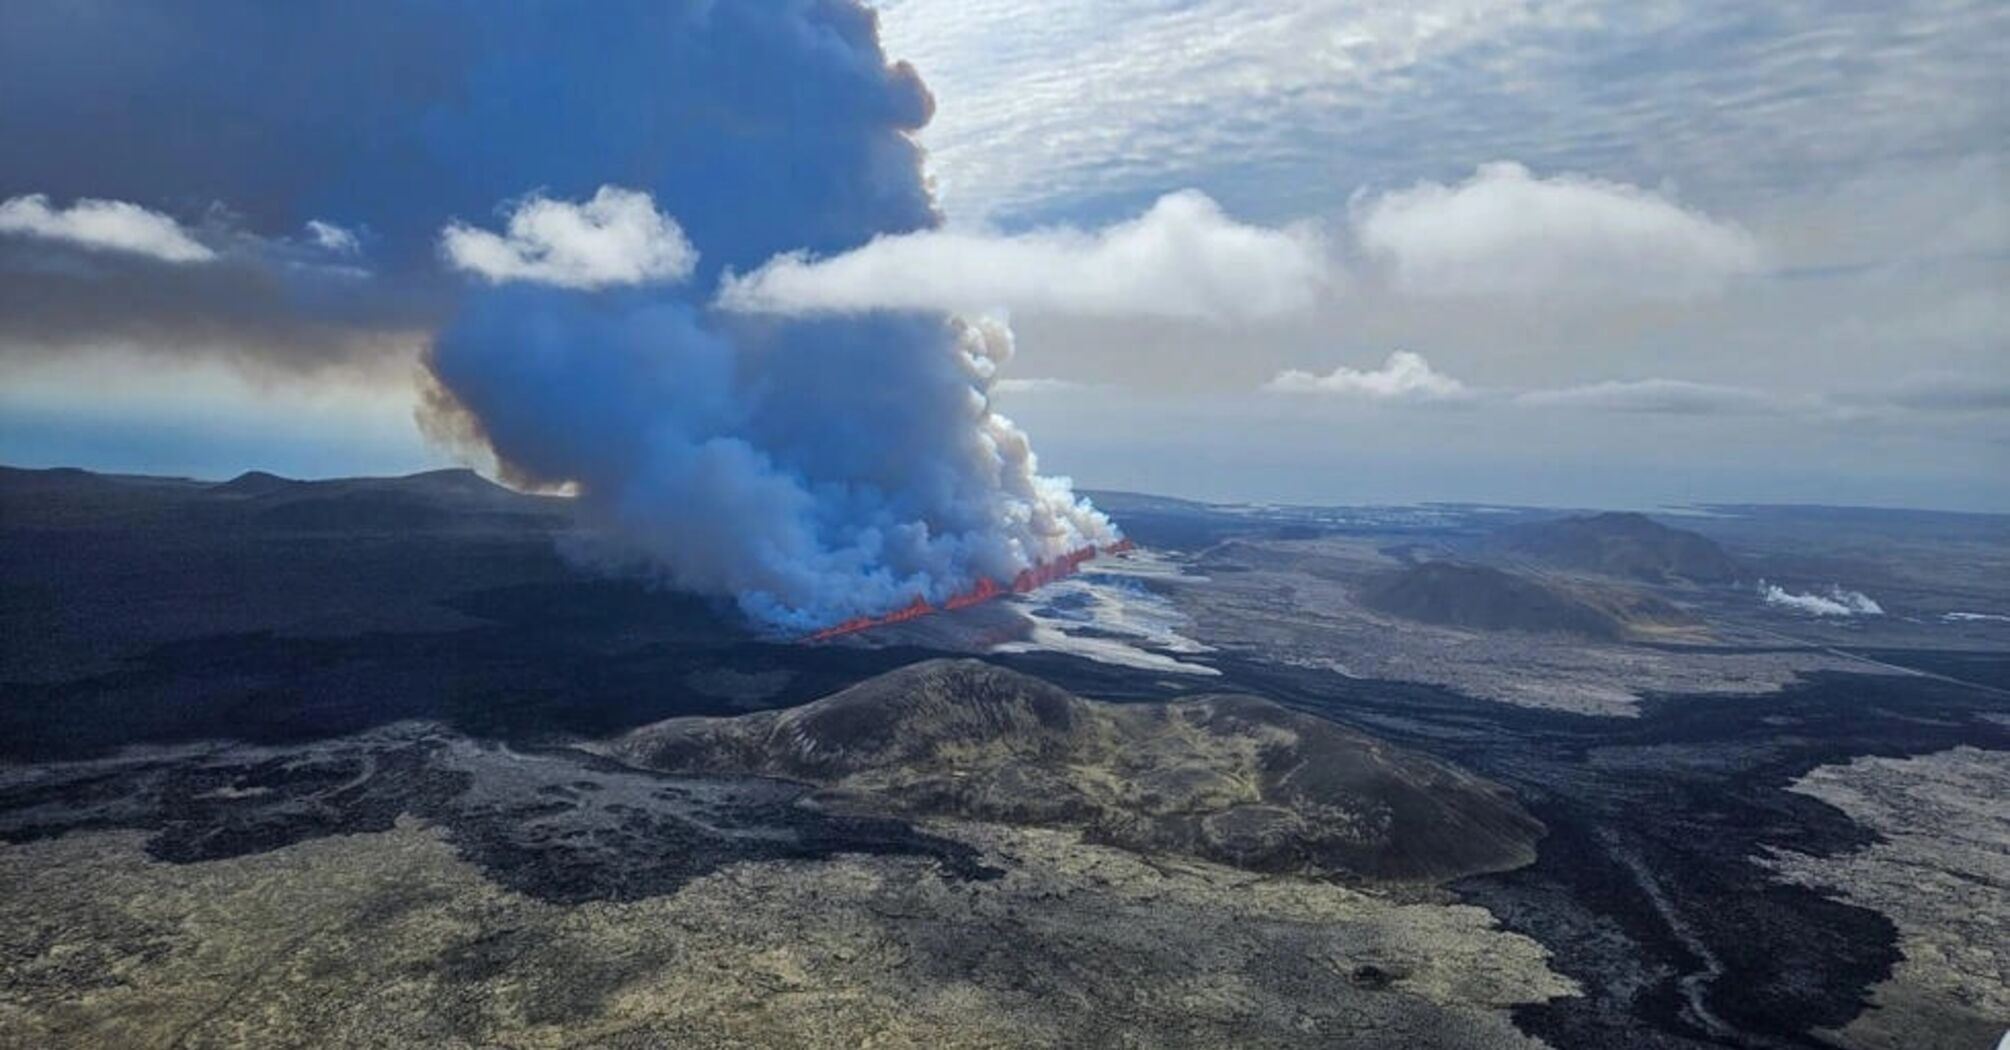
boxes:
[0,0,1116,630]
[1760,581,1884,617]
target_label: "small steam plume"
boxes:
[1759,581,1884,617]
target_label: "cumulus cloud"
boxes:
[0,193,215,263]
[305,220,360,255]
[1265,350,1470,400]
[718,190,1328,322]
[1352,162,1762,299]
[441,186,697,290]
[1761,582,1884,617]
[1514,378,1784,415]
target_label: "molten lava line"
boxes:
[803,538,1137,642]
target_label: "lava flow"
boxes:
[804,538,1137,642]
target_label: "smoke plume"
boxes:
[408,3,1118,630]
[0,0,1116,629]
[427,287,1113,629]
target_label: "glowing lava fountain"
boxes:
[804,539,1136,642]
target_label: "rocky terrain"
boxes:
[1170,534,1863,716]
[1762,747,2010,1050]
[604,659,1544,883]
[4,468,2006,1049]
[0,811,1572,1050]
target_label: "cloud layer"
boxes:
[1513,378,1783,415]
[1263,349,2010,428]
[441,187,698,290]
[720,190,1327,321]
[880,0,2001,231]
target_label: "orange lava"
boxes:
[803,539,1135,642]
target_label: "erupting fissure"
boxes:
[805,539,1138,642]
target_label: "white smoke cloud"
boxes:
[1761,581,1884,617]
[1265,350,1469,400]
[717,190,1329,322]
[1352,162,1762,299]
[0,193,216,263]
[440,186,698,290]
[957,316,1119,557]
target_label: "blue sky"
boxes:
[1,0,2004,511]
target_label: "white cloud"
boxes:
[881,0,1998,239]
[877,0,1595,222]
[0,193,215,263]
[1514,378,1783,415]
[440,186,696,290]
[305,219,360,255]
[994,377,1089,395]
[1255,353,2010,423]
[1761,582,1884,617]
[718,190,1329,322]
[1352,163,1761,299]
[1265,350,1469,400]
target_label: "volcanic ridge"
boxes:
[603,659,1543,883]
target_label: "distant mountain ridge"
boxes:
[0,463,585,681]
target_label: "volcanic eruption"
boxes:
[407,3,1119,632]
[0,0,1119,633]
